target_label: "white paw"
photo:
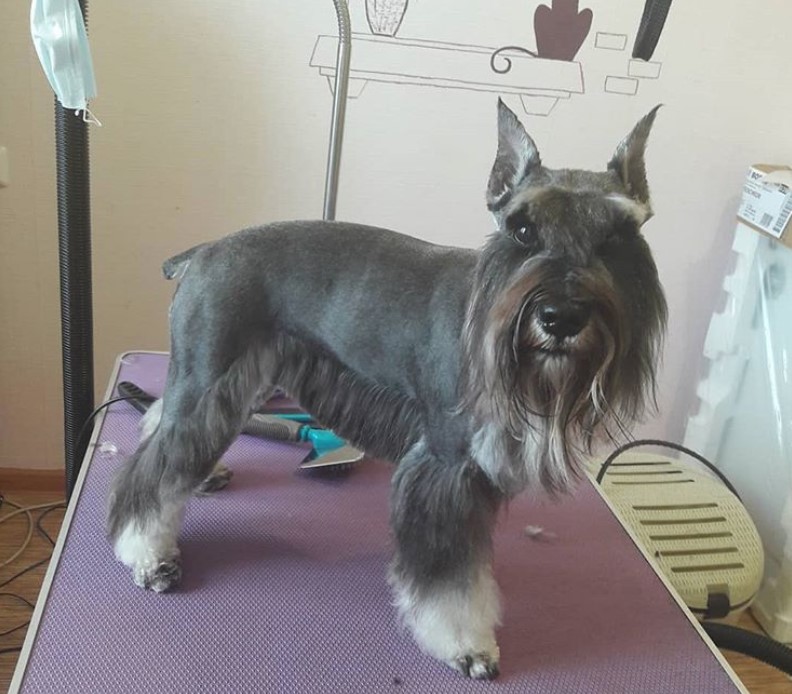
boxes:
[131,558,182,593]
[392,566,502,678]
[114,509,184,592]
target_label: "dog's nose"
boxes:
[538,302,589,339]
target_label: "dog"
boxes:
[108,99,666,680]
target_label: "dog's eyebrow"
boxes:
[605,194,650,225]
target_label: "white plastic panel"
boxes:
[685,224,792,641]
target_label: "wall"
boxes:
[0,0,61,468]
[1,0,791,468]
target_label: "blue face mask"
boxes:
[30,0,100,124]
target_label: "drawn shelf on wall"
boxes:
[309,0,592,116]
[310,0,671,113]
[310,34,583,116]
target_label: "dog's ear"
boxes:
[487,99,541,212]
[608,105,661,212]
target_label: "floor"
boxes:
[1,484,791,693]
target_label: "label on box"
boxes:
[738,167,792,238]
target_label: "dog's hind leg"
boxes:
[108,344,271,591]
[389,440,503,680]
[138,398,164,443]
[137,399,252,496]
[195,462,234,495]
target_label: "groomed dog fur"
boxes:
[108,100,666,680]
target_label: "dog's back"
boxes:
[167,221,477,402]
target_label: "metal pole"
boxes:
[322,0,352,221]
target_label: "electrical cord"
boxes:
[0,393,129,654]
[0,501,32,570]
[0,503,66,658]
[0,592,35,640]
[597,439,792,676]
[595,438,741,500]
[0,557,54,591]
[73,395,140,456]
[1,390,138,656]
[36,504,65,546]
[0,622,30,638]
[0,593,34,610]
[0,396,127,654]
[0,502,65,590]
[0,500,65,569]
[0,395,124,658]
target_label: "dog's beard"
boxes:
[463,258,658,496]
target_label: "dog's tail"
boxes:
[162,243,207,280]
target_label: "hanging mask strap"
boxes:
[79,107,102,127]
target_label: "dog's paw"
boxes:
[448,653,500,680]
[132,558,182,593]
[196,462,233,495]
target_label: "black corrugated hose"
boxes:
[632,0,674,61]
[56,0,94,498]
[702,623,792,677]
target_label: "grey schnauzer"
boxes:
[108,100,666,680]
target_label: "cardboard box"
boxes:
[737,164,792,247]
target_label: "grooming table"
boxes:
[11,352,745,693]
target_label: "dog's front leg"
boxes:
[389,440,502,680]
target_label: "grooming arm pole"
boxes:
[322,0,351,221]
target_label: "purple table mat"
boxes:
[17,352,740,693]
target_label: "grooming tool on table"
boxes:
[117,381,156,413]
[116,381,364,473]
[243,413,364,472]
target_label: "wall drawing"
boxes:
[309,1,669,115]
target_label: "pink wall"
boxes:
[2,0,791,467]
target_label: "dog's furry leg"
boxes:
[195,462,234,495]
[138,396,269,496]
[389,440,503,680]
[139,398,163,442]
[108,345,270,591]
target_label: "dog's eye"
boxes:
[511,224,534,246]
[504,212,536,246]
